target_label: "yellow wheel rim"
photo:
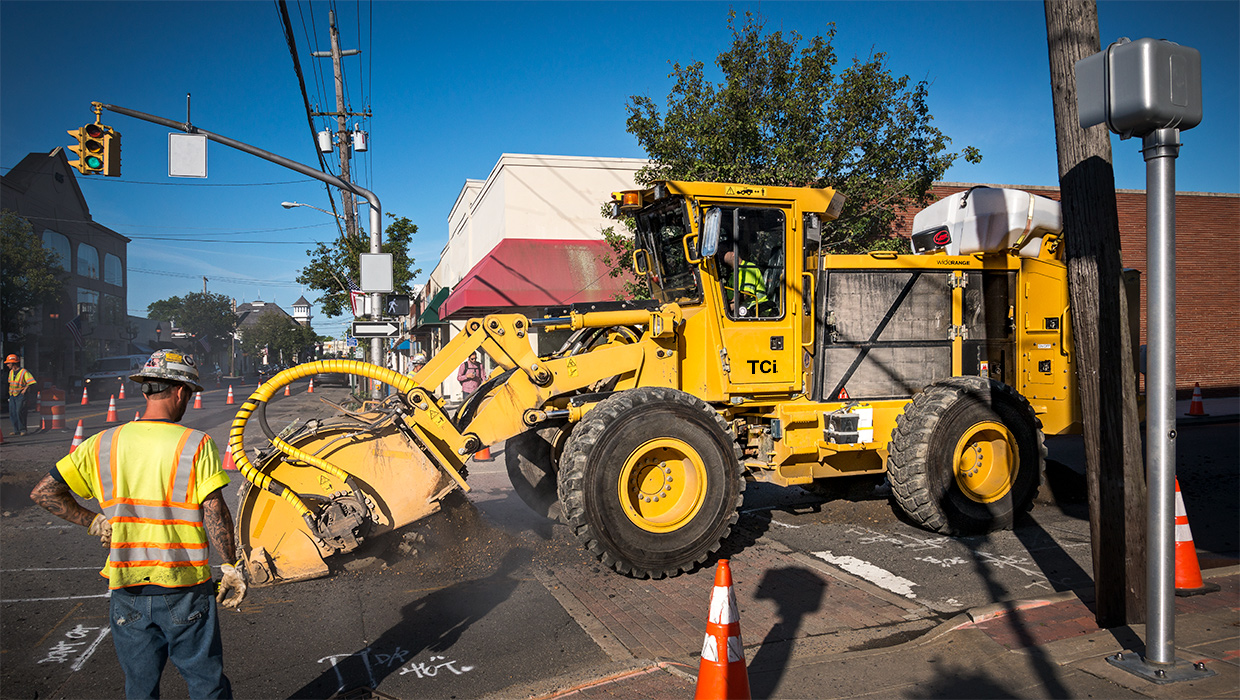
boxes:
[952,421,1018,504]
[617,438,707,533]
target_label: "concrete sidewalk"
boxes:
[530,566,1238,699]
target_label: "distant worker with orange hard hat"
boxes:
[29,349,245,698]
[5,354,36,436]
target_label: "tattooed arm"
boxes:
[30,474,98,528]
[202,488,237,564]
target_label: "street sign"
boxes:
[351,320,400,338]
[345,337,358,347]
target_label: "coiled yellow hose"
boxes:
[228,360,417,521]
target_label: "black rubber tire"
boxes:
[887,377,1044,535]
[557,387,744,579]
[505,420,570,522]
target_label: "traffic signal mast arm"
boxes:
[84,100,389,396]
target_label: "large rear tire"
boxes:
[558,387,744,578]
[887,377,1043,535]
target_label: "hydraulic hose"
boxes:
[228,360,419,528]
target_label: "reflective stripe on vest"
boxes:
[94,425,210,581]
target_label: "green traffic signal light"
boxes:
[66,122,118,176]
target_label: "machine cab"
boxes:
[614,182,844,398]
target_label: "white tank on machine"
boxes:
[910,187,1063,258]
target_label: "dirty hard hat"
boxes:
[4,354,19,364]
[130,349,204,393]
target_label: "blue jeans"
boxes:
[8,393,26,434]
[110,585,232,699]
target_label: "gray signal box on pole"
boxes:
[1076,37,1202,138]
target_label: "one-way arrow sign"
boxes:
[352,320,400,338]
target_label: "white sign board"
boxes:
[169,133,207,178]
[359,253,394,293]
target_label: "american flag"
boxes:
[347,278,365,317]
[65,314,84,348]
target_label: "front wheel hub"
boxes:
[617,438,706,533]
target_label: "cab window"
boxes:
[634,199,701,305]
[714,208,785,320]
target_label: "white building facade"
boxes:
[411,153,648,401]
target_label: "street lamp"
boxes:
[281,201,346,221]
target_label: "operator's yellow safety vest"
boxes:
[725,260,768,305]
[56,422,229,589]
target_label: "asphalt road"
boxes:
[1,385,1235,699]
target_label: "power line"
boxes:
[130,267,303,286]
[277,0,346,238]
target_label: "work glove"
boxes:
[216,563,247,609]
[88,514,112,549]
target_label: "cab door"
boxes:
[712,206,799,390]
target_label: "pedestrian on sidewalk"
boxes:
[5,354,35,435]
[29,349,246,699]
[457,351,483,396]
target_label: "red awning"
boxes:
[441,239,628,318]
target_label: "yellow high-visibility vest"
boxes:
[56,422,230,589]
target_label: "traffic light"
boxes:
[66,123,121,176]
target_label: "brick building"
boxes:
[895,184,1239,394]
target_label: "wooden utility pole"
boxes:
[1044,0,1147,627]
[312,9,369,240]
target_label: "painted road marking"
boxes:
[813,550,919,599]
[3,592,111,604]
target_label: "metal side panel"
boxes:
[824,270,951,342]
[820,345,952,400]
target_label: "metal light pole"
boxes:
[1077,38,1210,684]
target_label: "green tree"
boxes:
[240,312,318,364]
[1,210,65,340]
[297,214,421,318]
[146,292,237,345]
[624,11,981,253]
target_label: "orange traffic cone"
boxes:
[134,410,141,421]
[1185,382,1207,417]
[226,385,235,405]
[36,390,42,413]
[41,414,47,431]
[193,392,203,409]
[118,382,126,400]
[308,378,315,393]
[222,448,237,471]
[106,396,119,423]
[475,445,492,461]
[69,420,85,453]
[1174,479,1220,596]
[694,559,750,700]
[81,387,89,405]
[284,385,291,397]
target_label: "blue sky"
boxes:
[3,1,1236,341]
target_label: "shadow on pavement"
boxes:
[286,547,532,699]
[747,567,826,699]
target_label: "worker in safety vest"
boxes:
[5,354,36,435]
[30,349,245,699]
[721,250,768,316]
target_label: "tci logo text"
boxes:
[747,360,778,374]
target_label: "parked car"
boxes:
[313,372,350,387]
